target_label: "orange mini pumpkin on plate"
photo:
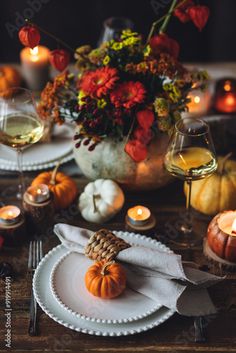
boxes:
[85,260,126,299]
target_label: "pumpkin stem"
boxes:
[101,261,115,276]
[50,160,61,185]
[218,152,232,174]
[92,194,100,213]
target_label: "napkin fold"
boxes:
[54,223,222,316]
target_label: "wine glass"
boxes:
[98,17,134,46]
[0,87,44,199]
[164,117,217,247]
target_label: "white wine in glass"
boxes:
[164,118,217,247]
[0,88,44,199]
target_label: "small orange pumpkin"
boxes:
[0,66,22,97]
[85,260,126,299]
[31,164,78,209]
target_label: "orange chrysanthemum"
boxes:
[79,67,119,98]
[110,81,146,109]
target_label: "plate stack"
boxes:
[33,231,175,336]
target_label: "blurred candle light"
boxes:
[215,78,236,113]
[20,45,50,90]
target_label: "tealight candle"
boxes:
[126,205,156,233]
[0,205,26,247]
[20,45,50,90]
[186,89,211,116]
[205,210,236,267]
[0,205,21,225]
[214,78,236,113]
[25,184,50,203]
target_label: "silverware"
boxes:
[194,316,207,343]
[27,240,43,336]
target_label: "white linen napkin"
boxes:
[54,223,222,316]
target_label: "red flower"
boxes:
[50,49,70,72]
[18,25,40,49]
[136,109,154,131]
[174,0,194,23]
[188,5,210,31]
[134,127,153,145]
[110,81,146,109]
[125,140,147,162]
[149,33,180,59]
[80,67,118,98]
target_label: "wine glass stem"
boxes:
[184,179,192,233]
[16,148,25,199]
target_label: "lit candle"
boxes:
[0,205,26,247]
[214,79,236,113]
[218,211,236,236]
[0,205,21,225]
[20,45,50,90]
[25,184,50,203]
[186,89,211,116]
[127,205,151,226]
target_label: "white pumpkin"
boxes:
[78,179,125,223]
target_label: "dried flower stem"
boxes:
[146,0,188,43]
[25,19,75,53]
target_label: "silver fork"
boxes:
[28,240,43,336]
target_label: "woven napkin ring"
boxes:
[85,229,131,262]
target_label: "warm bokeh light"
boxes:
[137,208,143,216]
[231,218,236,234]
[224,81,232,92]
[194,96,201,104]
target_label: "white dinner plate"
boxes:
[0,124,74,171]
[50,251,161,324]
[33,232,175,336]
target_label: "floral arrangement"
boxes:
[19,0,210,162]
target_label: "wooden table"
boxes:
[0,174,236,353]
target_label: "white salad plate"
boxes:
[50,252,162,324]
[0,124,74,171]
[33,231,175,336]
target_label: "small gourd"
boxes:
[79,179,125,223]
[184,153,236,216]
[31,163,78,209]
[85,260,126,299]
[0,66,22,97]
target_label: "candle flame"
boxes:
[194,96,200,104]
[8,211,13,217]
[224,81,232,92]
[137,208,143,216]
[30,46,39,62]
[231,219,236,234]
[37,188,42,195]
[226,94,235,106]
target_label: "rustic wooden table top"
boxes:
[0,174,236,353]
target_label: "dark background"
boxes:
[0,0,235,63]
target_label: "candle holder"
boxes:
[23,184,55,235]
[214,78,236,114]
[125,205,156,234]
[204,210,236,270]
[0,205,26,247]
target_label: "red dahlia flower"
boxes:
[125,139,147,162]
[188,5,210,31]
[18,25,40,49]
[174,0,194,23]
[136,109,154,131]
[79,67,119,98]
[110,81,146,109]
[149,33,180,59]
[50,49,70,72]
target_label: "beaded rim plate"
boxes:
[49,230,173,324]
[33,236,175,336]
[50,251,162,324]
